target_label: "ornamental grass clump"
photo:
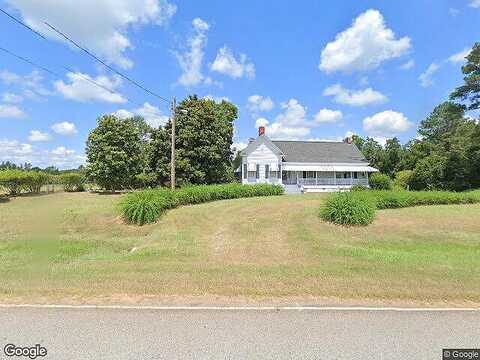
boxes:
[320,192,376,226]
[119,189,176,226]
[120,183,284,225]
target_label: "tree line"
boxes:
[352,42,480,191]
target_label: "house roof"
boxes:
[271,140,367,163]
[240,135,283,156]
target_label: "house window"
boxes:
[243,164,247,179]
[353,172,358,179]
[256,164,260,179]
[265,164,269,179]
[248,171,256,178]
[278,164,281,179]
[270,171,277,179]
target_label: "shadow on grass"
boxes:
[0,196,10,203]
[90,190,124,196]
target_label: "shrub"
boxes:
[320,189,480,226]
[0,169,27,195]
[363,190,480,209]
[320,192,375,226]
[59,172,85,192]
[351,185,369,192]
[120,183,284,225]
[24,171,50,193]
[394,170,414,190]
[369,173,392,190]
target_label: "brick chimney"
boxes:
[258,126,265,136]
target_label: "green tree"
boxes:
[147,95,238,186]
[418,101,466,143]
[379,137,402,177]
[410,154,447,190]
[85,115,145,190]
[361,137,384,169]
[450,42,480,110]
[351,134,365,151]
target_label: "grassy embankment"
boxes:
[1,191,479,305]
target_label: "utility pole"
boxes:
[170,96,176,190]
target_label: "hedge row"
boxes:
[0,170,85,195]
[354,190,480,209]
[120,183,284,225]
[0,170,50,195]
[320,189,480,226]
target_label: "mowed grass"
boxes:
[0,191,479,305]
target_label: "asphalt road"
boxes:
[0,307,479,359]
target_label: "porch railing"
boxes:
[297,178,368,186]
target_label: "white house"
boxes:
[239,126,378,193]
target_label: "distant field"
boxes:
[0,191,479,305]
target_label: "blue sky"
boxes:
[0,0,478,168]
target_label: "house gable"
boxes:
[240,136,283,158]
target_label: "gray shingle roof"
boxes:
[272,140,367,163]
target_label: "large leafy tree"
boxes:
[450,42,480,110]
[85,115,147,190]
[418,101,466,143]
[147,95,238,186]
[379,137,402,177]
[361,137,384,169]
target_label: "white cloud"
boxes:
[51,121,78,135]
[0,69,51,98]
[204,94,230,103]
[314,108,343,123]
[470,0,480,8]
[399,59,415,70]
[323,84,387,106]
[210,46,255,79]
[449,8,461,16]
[448,48,471,64]
[319,9,411,73]
[373,136,388,147]
[419,63,440,87]
[254,99,311,140]
[0,139,33,164]
[257,118,310,140]
[275,99,308,126]
[266,122,310,140]
[246,95,274,114]
[231,141,248,153]
[2,92,23,103]
[28,130,51,142]
[0,138,85,168]
[114,102,169,128]
[176,18,210,87]
[0,104,25,118]
[363,110,413,136]
[6,0,176,69]
[54,72,126,103]
[255,118,269,128]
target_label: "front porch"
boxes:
[282,170,370,193]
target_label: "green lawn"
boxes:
[1,191,479,305]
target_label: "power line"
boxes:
[0,8,46,40]
[0,45,147,108]
[43,22,171,104]
[0,7,171,105]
